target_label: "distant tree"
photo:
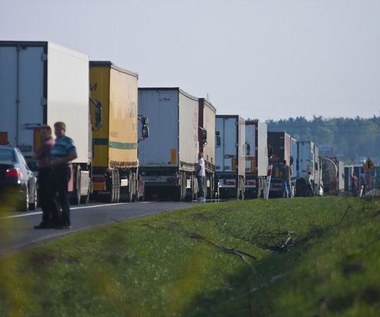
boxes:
[267,116,380,164]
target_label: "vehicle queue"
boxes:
[0,41,375,212]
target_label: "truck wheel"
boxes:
[71,165,81,205]
[76,166,82,204]
[111,170,121,203]
[114,171,120,203]
[131,172,137,202]
[80,188,90,204]
[127,173,133,202]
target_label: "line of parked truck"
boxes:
[0,41,357,206]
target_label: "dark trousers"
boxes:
[47,165,71,226]
[38,168,52,225]
[305,184,313,196]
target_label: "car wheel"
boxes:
[29,185,37,210]
[17,186,29,211]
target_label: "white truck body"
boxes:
[198,98,216,198]
[215,115,245,199]
[267,131,292,198]
[295,141,323,196]
[138,88,198,168]
[0,41,90,202]
[245,120,268,198]
[138,88,199,200]
[296,141,316,180]
[0,41,90,164]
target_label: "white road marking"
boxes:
[1,202,140,220]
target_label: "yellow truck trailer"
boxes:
[90,61,140,202]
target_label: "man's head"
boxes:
[198,152,203,159]
[54,122,66,138]
[283,160,287,165]
[40,125,52,139]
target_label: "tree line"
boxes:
[266,116,380,164]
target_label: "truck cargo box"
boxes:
[198,98,216,198]
[89,61,140,203]
[267,131,292,198]
[198,98,216,172]
[296,141,315,179]
[138,88,199,169]
[90,61,138,169]
[245,120,268,177]
[215,115,245,199]
[245,120,268,198]
[0,41,91,204]
[295,140,323,196]
[138,87,199,200]
[0,41,90,163]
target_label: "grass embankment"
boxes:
[0,196,380,317]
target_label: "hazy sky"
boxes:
[1,0,379,121]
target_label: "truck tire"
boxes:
[115,171,120,203]
[71,165,81,205]
[127,172,134,202]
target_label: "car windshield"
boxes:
[0,148,16,164]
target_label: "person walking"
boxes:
[196,152,206,202]
[33,125,54,229]
[359,169,367,197]
[47,122,77,229]
[305,171,314,197]
[351,172,359,197]
[280,160,291,198]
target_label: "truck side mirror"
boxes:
[142,126,149,139]
[215,131,221,147]
[90,98,103,129]
[246,143,251,156]
[140,116,149,139]
[199,127,207,146]
[268,145,273,158]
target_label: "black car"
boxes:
[0,145,37,211]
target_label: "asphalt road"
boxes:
[0,201,196,256]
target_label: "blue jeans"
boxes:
[282,180,291,198]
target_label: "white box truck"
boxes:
[198,98,216,199]
[0,41,92,204]
[267,131,293,198]
[245,120,268,198]
[215,115,246,199]
[295,141,322,196]
[138,88,199,200]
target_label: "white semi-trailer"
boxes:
[0,41,92,204]
[295,141,322,196]
[198,98,216,199]
[245,120,268,198]
[138,87,199,201]
[215,115,246,199]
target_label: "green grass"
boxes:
[1,196,380,316]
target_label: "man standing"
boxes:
[48,122,77,229]
[196,152,206,202]
[33,125,54,229]
[280,160,291,198]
